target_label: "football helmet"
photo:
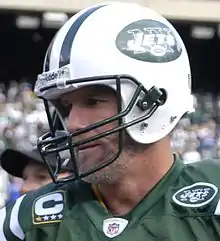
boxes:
[34,2,193,182]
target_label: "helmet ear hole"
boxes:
[158,88,167,105]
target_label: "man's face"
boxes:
[20,163,52,194]
[21,162,69,194]
[60,85,136,183]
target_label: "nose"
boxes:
[66,105,88,132]
[20,182,41,195]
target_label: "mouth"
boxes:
[77,143,99,151]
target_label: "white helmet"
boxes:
[34,2,193,181]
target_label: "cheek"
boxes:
[39,178,53,185]
[96,120,119,136]
[93,104,117,121]
[85,105,118,133]
[20,181,42,194]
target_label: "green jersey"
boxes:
[1,158,220,241]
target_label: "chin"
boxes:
[81,165,120,184]
[77,146,120,182]
[78,149,105,171]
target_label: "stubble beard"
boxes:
[81,132,146,184]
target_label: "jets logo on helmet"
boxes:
[116,19,182,62]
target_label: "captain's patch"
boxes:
[32,191,65,224]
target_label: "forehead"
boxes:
[23,162,48,175]
[61,85,116,100]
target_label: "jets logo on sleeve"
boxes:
[32,191,65,225]
[172,182,218,208]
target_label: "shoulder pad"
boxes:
[171,159,220,214]
[185,159,220,186]
[0,181,84,240]
[0,194,26,240]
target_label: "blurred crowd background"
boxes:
[171,93,220,162]
[0,81,48,152]
[0,0,220,207]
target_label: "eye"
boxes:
[36,174,50,181]
[85,98,102,107]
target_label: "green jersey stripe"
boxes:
[9,195,26,240]
[0,207,7,241]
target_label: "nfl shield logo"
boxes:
[107,223,120,235]
[103,217,128,238]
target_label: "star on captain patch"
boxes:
[32,191,65,225]
[36,216,42,222]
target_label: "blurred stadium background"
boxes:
[0,0,219,206]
